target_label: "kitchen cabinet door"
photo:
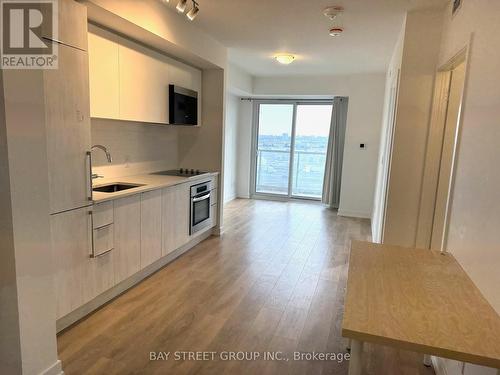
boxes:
[50,206,92,319]
[162,184,190,256]
[119,42,170,124]
[44,42,91,214]
[84,247,114,304]
[88,27,120,120]
[141,190,162,268]
[114,195,141,283]
[169,60,202,125]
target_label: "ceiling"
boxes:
[167,0,447,76]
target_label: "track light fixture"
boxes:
[186,0,199,21]
[176,0,187,13]
[161,0,200,21]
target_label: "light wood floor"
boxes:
[58,199,435,375]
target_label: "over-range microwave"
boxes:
[169,85,198,125]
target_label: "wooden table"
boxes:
[342,241,500,374]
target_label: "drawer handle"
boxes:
[93,222,113,231]
[92,248,113,258]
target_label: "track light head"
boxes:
[176,0,187,13]
[186,1,199,21]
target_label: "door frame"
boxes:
[380,69,401,243]
[416,45,470,251]
[249,99,334,201]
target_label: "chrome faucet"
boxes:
[91,144,113,163]
[91,144,112,179]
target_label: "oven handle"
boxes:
[192,193,211,202]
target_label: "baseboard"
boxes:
[223,195,237,204]
[39,360,63,375]
[212,226,224,236]
[56,230,213,332]
[432,356,448,375]
[337,209,371,219]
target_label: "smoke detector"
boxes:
[323,6,344,20]
[329,27,344,37]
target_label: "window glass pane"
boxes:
[291,105,332,198]
[255,104,294,195]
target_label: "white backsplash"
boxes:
[91,118,178,179]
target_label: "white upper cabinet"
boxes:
[88,27,120,120]
[119,42,170,124]
[87,26,202,125]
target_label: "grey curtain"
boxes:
[322,97,349,208]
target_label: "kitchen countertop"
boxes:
[92,171,219,203]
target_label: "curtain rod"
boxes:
[239,98,335,102]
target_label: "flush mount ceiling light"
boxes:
[186,0,199,21]
[176,0,187,13]
[275,54,296,65]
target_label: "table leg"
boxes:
[423,354,432,367]
[348,339,363,375]
[347,338,351,351]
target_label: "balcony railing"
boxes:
[256,149,327,198]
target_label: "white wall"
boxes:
[435,2,500,374]
[251,73,386,218]
[227,64,253,96]
[371,21,405,242]
[224,64,253,201]
[382,9,444,247]
[223,94,240,202]
[236,100,253,198]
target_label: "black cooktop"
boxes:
[151,168,209,177]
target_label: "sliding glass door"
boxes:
[253,101,333,200]
[255,103,294,195]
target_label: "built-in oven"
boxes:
[190,180,212,235]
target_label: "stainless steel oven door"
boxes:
[190,190,211,235]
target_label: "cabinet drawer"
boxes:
[93,201,113,228]
[93,224,114,257]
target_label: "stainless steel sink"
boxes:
[93,183,144,193]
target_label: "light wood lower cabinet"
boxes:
[114,195,141,283]
[51,206,92,319]
[51,205,116,319]
[162,184,190,256]
[140,190,162,268]
[52,181,216,320]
